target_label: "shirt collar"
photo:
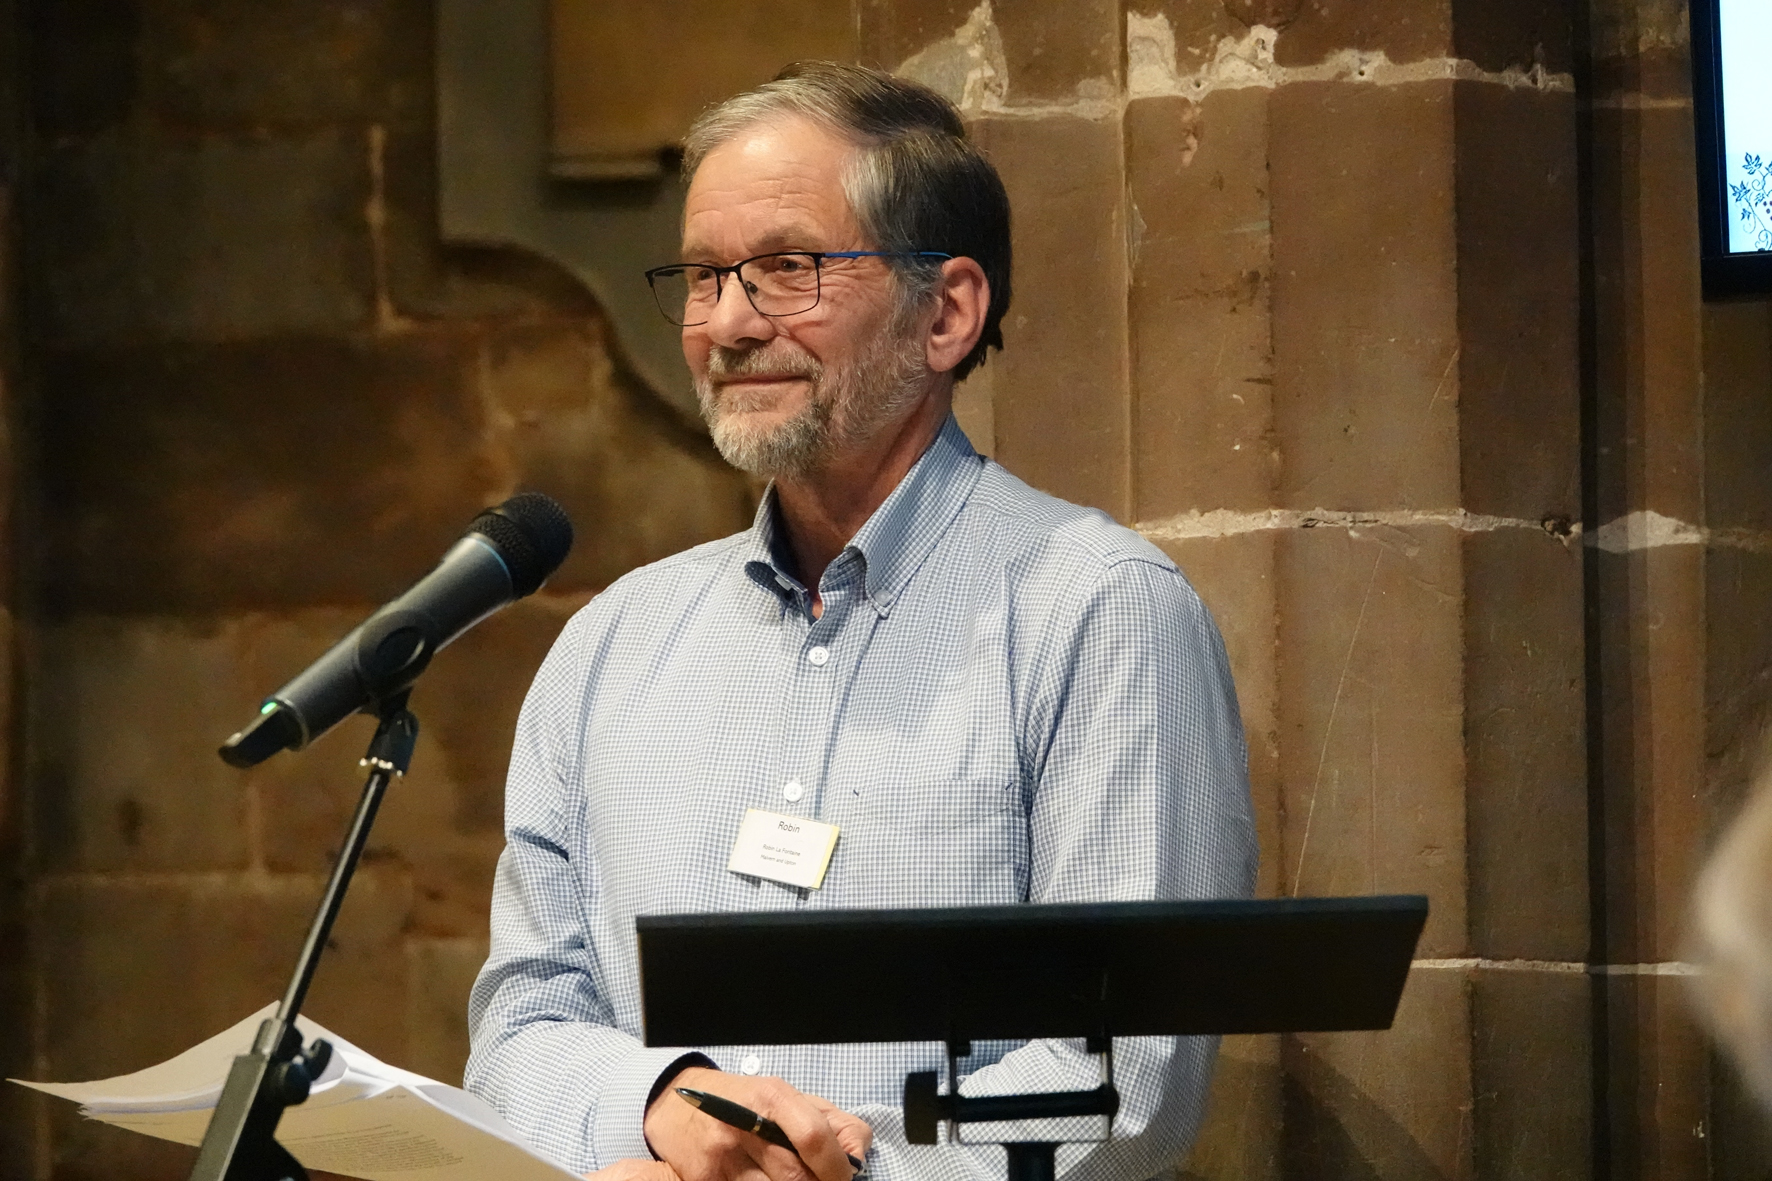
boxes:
[740,414,982,616]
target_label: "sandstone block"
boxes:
[1451,0,1574,75]
[1283,966,1471,1178]
[1179,1033,1281,1181]
[245,608,464,863]
[248,600,554,940]
[1155,533,1280,897]
[856,0,986,75]
[1471,967,1590,1179]
[404,843,504,942]
[480,318,754,595]
[1590,38,1690,108]
[1463,528,1586,961]
[417,596,580,835]
[1270,81,1460,511]
[34,129,374,347]
[36,871,412,1179]
[1277,524,1466,955]
[992,0,1119,103]
[31,615,254,873]
[1596,972,1708,1180]
[40,329,500,614]
[972,114,1129,519]
[140,0,432,134]
[36,870,413,1082]
[1704,548,1772,819]
[1629,104,1705,524]
[1127,91,1275,518]
[952,361,995,454]
[1585,102,1703,524]
[1701,301,1772,534]
[1136,1,1264,79]
[1271,0,1452,68]
[1588,545,1705,964]
[1587,0,1688,74]
[1454,84,1580,521]
[406,937,490,1086]
[239,606,387,872]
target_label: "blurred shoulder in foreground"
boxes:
[1692,757,1772,1105]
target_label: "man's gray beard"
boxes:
[696,323,929,480]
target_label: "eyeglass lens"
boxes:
[650,253,823,326]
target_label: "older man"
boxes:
[466,62,1256,1181]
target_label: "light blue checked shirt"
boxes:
[467,415,1257,1180]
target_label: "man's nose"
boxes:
[703,274,777,349]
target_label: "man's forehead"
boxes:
[680,116,860,259]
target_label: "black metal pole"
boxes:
[187,698,419,1181]
[1003,1143,1057,1181]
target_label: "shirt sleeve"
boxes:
[855,554,1260,1181]
[464,613,697,1174]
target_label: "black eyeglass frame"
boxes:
[643,250,953,327]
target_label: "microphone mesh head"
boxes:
[471,492,574,597]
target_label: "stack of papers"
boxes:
[10,1005,581,1181]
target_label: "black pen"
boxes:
[676,1086,866,1174]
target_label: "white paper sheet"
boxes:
[10,1004,581,1181]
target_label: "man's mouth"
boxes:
[711,372,814,410]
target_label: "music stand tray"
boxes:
[637,896,1427,1181]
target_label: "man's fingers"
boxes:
[758,1092,859,1181]
[746,1139,836,1181]
[804,1094,874,1163]
[650,1067,869,1181]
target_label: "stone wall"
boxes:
[3,1,1771,1179]
[8,2,750,1177]
[858,0,1768,1177]
[866,1,1584,1174]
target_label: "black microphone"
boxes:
[219,492,574,768]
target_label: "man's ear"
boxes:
[925,257,990,375]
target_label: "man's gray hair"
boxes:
[682,61,1012,382]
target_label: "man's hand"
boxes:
[644,1065,872,1181]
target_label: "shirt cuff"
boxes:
[592,1045,716,1166]
[644,1051,719,1158]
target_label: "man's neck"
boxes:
[774,388,952,614]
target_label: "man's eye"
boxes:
[773,256,810,273]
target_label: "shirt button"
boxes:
[807,646,830,666]
[740,1054,762,1076]
[782,780,805,803]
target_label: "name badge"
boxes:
[727,808,840,890]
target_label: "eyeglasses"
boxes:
[643,250,952,327]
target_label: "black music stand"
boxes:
[637,896,1428,1181]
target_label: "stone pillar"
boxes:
[1583,1,1772,1178]
[864,1,1590,1176]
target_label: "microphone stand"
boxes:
[187,693,421,1181]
